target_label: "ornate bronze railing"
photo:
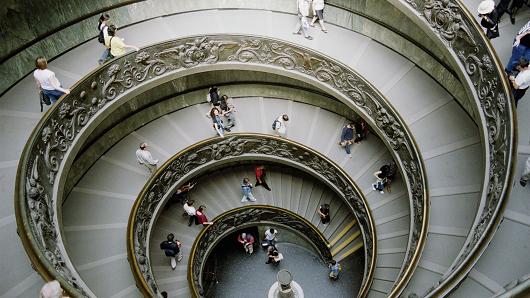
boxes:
[127,134,375,297]
[15,35,428,297]
[395,0,517,296]
[188,205,333,297]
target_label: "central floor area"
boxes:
[213,242,363,298]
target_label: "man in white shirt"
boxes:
[273,114,289,137]
[183,200,198,226]
[509,58,530,106]
[263,228,278,248]
[135,142,158,173]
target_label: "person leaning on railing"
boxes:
[508,58,530,106]
[104,25,139,61]
[33,57,70,104]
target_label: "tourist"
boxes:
[372,162,397,194]
[237,232,255,255]
[310,0,327,33]
[210,107,228,137]
[506,20,530,73]
[183,200,199,226]
[104,25,140,59]
[520,156,530,187]
[266,247,284,266]
[477,0,499,39]
[241,178,257,202]
[354,119,368,143]
[339,122,355,157]
[161,291,168,298]
[135,142,158,174]
[207,86,221,107]
[262,228,278,248]
[39,280,66,298]
[293,0,313,40]
[220,94,236,129]
[255,165,272,191]
[196,205,213,226]
[318,204,330,224]
[159,233,182,270]
[34,57,70,104]
[272,114,289,137]
[97,13,111,64]
[509,58,530,106]
[173,181,196,205]
[329,260,341,280]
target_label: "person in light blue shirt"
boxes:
[329,259,341,280]
[241,178,257,202]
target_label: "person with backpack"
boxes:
[104,25,140,60]
[372,161,397,194]
[159,233,182,270]
[273,114,289,137]
[241,178,257,202]
[97,13,111,65]
[33,57,70,111]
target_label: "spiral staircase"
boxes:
[0,1,529,298]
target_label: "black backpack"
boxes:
[39,91,51,112]
[97,25,107,44]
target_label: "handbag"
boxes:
[39,91,51,112]
[486,26,499,39]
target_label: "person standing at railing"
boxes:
[196,205,213,226]
[34,57,70,105]
[104,25,140,60]
[508,58,530,106]
[135,142,158,173]
[506,20,530,73]
[520,156,530,187]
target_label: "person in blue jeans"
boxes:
[33,57,70,103]
[339,122,355,157]
[506,21,530,73]
[210,107,229,137]
[241,178,256,202]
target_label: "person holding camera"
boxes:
[509,58,530,107]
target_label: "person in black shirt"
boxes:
[160,233,182,270]
[478,0,499,39]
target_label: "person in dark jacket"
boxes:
[478,0,499,39]
[339,122,355,156]
[160,233,182,269]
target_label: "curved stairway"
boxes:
[61,96,406,297]
[3,4,526,298]
[149,165,364,297]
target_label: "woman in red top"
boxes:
[196,206,213,226]
[255,165,271,191]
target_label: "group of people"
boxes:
[237,229,283,266]
[372,162,398,194]
[293,0,328,40]
[207,86,237,137]
[242,165,273,202]
[477,1,530,106]
[339,120,368,157]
